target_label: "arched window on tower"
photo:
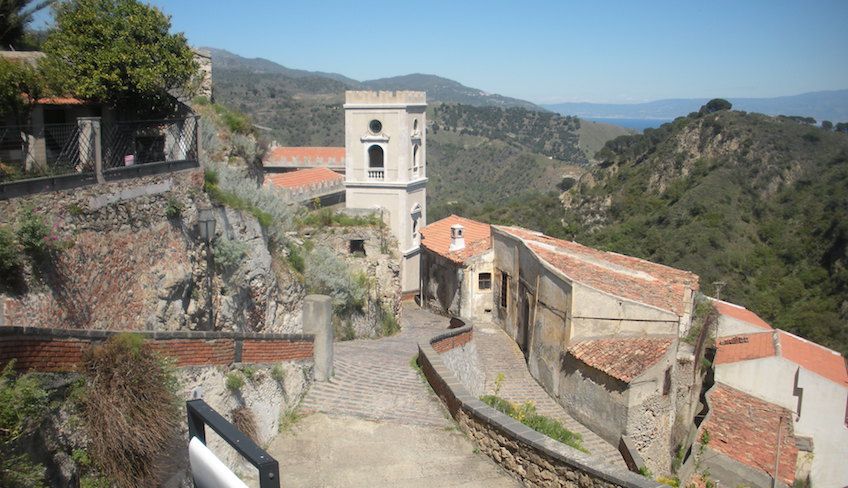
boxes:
[412,145,420,177]
[368,145,384,168]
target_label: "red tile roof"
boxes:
[567,337,674,383]
[714,332,776,365]
[34,97,86,105]
[713,299,773,331]
[714,330,847,386]
[421,215,491,264]
[701,384,798,486]
[496,226,699,315]
[777,330,848,386]
[264,146,345,164]
[263,167,343,190]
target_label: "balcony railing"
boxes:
[367,169,384,180]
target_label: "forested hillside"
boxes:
[564,110,848,353]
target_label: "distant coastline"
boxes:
[582,117,672,132]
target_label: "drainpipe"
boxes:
[772,414,783,488]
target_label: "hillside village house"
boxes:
[419,215,493,319]
[489,225,700,472]
[712,326,848,487]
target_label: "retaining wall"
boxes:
[0,326,313,372]
[419,326,660,488]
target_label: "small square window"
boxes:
[478,272,492,290]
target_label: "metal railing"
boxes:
[0,116,198,186]
[186,399,280,488]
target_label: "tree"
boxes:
[0,57,43,123]
[0,0,53,49]
[699,98,732,115]
[836,122,848,134]
[42,0,196,115]
[821,120,833,131]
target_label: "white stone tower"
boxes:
[344,91,427,293]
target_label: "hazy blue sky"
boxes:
[37,0,848,103]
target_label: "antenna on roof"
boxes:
[712,281,727,301]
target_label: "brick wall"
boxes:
[430,327,472,353]
[0,327,313,372]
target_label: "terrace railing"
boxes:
[0,115,199,199]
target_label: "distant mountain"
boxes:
[545,90,848,124]
[206,48,541,110]
[361,74,540,110]
[204,47,359,85]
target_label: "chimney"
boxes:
[449,224,465,251]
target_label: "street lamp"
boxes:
[197,207,216,330]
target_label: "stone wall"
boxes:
[431,326,486,397]
[418,336,661,488]
[0,326,313,372]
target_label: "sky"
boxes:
[35,0,848,104]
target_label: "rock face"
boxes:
[0,169,304,334]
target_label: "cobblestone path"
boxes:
[300,303,450,426]
[473,319,628,469]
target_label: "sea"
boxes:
[582,117,673,132]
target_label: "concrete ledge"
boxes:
[418,330,661,488]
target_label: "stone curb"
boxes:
[418,328,662,488]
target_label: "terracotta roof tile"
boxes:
[264,146,345,164]
[702,384,797,485]
[713,299,773,331]
[567,337,674,383]
[263,167,342,190]
[496,226,698,315]
[421,215,492,264]
[714,332,776,365]
[777,330,848,386]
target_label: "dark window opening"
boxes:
[663,367,672,396]
[369,119,382,133]
[349,239,366,256]
[368,145,384,168]
[479,272,492,290]
[500,272,508,308]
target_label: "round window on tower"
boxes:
[369,119,382,133]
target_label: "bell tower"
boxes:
[344,91,427,293]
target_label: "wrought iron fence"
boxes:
[103,116,198,170]
[0,122,94,182]
[0,116,198,185]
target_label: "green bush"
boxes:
[212,237,248,271]
[16,207,53,262]
[0,360,48,488]
[270,364,286,382]
[165,198,183,219]
[379,305,400,337]
[286,244,305,273]
[304,246,368,315]
[0,226,22,279]
[240,365,256,381]
[225,371,245,392]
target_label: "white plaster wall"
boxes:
[571,285,680,338]
[715,356,799,410]
[461,250,494,320]
[559,359,629,444]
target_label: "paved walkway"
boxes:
[473,319,627,468]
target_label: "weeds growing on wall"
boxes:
[230,406,258,443]
[78,333,179,488]
[225,371,245,392]
[212,237,248,272]
[297,207,382,228]
[480,394,588,453]
[0,360,48,487]
[378,304,400,337]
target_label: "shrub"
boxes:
[304,246,368,315]
[699,98,732,115]
[230,133,258,164]
[379,305,400,337]
[0,360,48,488]
[212,237,248,271]
[225,371,245,392]
[270,364,286,382]
[240,365,256,381]
[278,405,303,434]
[78,333,179,488]
[204,163,294,244]
[286,244,305,274]
[199,117,222,162]
[0,226,22,279]
[16,207,53,262]
[230,406,257,442]
[165,197,183,219]
[214,104,253,135]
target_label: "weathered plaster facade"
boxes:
[421,248,493,320]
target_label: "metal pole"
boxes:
[206,239,213,330]
[772,415,783,488]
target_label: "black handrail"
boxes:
[186,399,280,488]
